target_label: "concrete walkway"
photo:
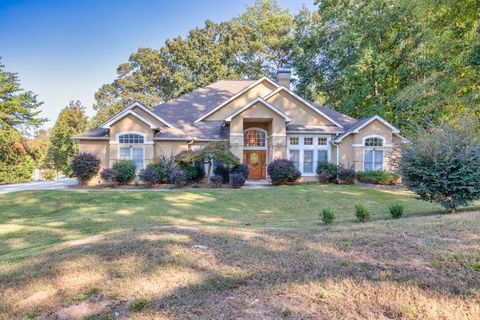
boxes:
[0,178,78,194]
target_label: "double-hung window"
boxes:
[363,136,385,171]
[288,135,330,176]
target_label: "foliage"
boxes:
[337,165,355,184]
[388,203,404,219]
[229,173,246,188]
[400,119,480,212]
[90,0,294,125]
[0,59,45,184]
[320,207,335,224]
[112,160,136,185]
[209,174,223,188]
[354,203,371,222]
[129,298,152,312]
[100,168,119,187]
[179,162,206,182]
[156,152,179,182]
[71,153,100,185]
[169,170,187,187]
[213,162,230,183]
[47,100,88,176]
[267,159,301,186]
[42,169,56,180]
[138,167,160,187]
[0,127,35,184]
[231,163,249,179]
[356,170,400,185]
[316,161,337,183]
[147,161,168,183]
[292,0,480,132]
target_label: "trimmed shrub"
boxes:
[267,159,301,186]
[229,173,246,188]
[337,165,355,184]
[320,207,335,224]
[71,153,100,185]
[388,203,404,219]
[42,169,56,180]
[316,161,337,183]
[356,170,400,185]
[138,167,159,187]
[147,161,168,183]
[400,119,480,213]
[209,174,223,188]
[179,162,205,182]
[112,160,136,185]
[213,162,230,183]
[169,170,187,187]
[231,163,249,179]
[354,202,370,222]
[100,168,119,187]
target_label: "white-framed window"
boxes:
[118,146,144,171]
[287,134,331,176]
[244,128,267,150]
[364,149,384,171]
[116,131,146,171]
[364,137,383,147]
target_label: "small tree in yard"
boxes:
[400,119,480,213]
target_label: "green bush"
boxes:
[320,207,335,224]
[316,161,337,183]
[71,153,100,185]
[388,203,404,219]
[229,173,246,188]
[354,202,370,222]
[231,163,249,179]
[213,162,230,183]
[179,162,205,182]
[42,169,56,180]
[400,119,480,213]
[112,160,136,185]
[356,170,400,185]
[147,161,168,183]
[267,159,301,186]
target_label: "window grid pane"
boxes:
[119,134,144,144]
[317,150,328,163]
[304,137,313,145]
[244,130,265,147]
[289,137,299,145]
[119,147,130,160]
[289,150,300,170]
[365,137,383,147]
[303,150,314,173]
[318,137,327,145]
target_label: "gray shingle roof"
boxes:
[76,79,368,141]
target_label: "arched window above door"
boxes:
[244,128,266,148]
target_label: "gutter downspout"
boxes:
[331,138,340,183]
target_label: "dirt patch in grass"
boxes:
[1,212,479,319]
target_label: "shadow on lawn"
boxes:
[1,213,479,319]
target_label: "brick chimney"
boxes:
[276,67,291,89]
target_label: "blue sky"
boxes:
[0,0,314,128]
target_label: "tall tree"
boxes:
[0,59,45,183]
[48,100,88,176]
[90,0,294,127]
[292,0,480,132]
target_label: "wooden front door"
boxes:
[244,150,266,179]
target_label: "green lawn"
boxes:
[1,185,479,319]
[1,185,440,263]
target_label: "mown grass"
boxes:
[0,185,444,264]
[1,185,479,319]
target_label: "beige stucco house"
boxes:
[75,72,405,182]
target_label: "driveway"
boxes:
[0,178,78,194]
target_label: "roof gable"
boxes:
[100,102,173,129]
[334,115,400,143]
[224,97,292,122]
[194,77,279,123]
[263,87,343,128]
